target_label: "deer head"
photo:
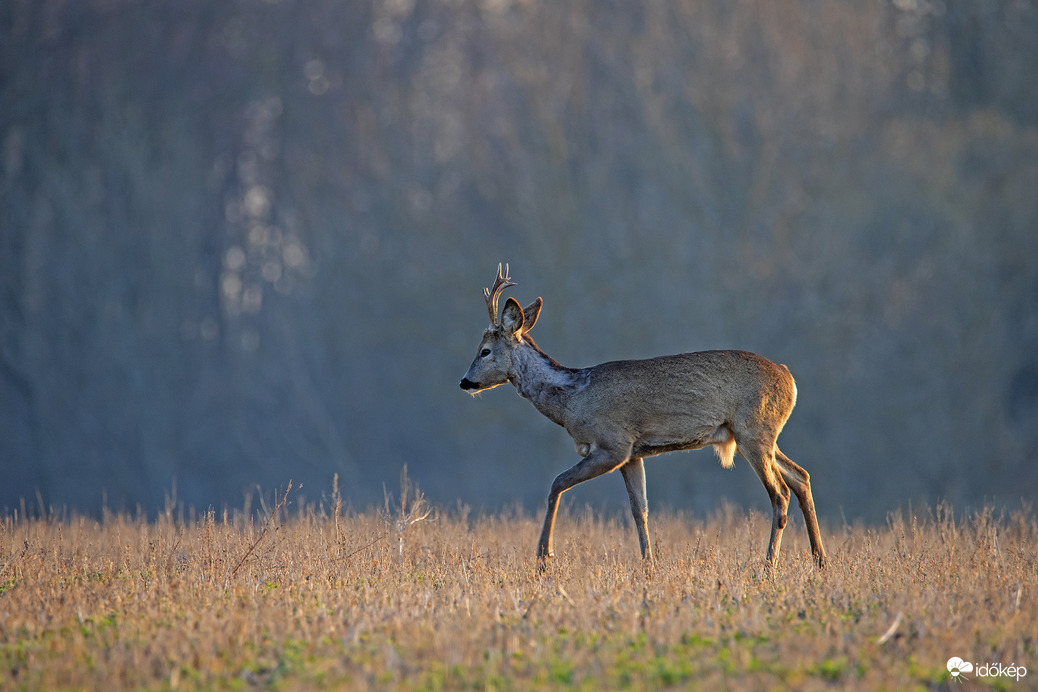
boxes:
[460,264,542,393]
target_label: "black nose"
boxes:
[460,378,478,390]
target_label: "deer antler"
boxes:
[484,263,517,326]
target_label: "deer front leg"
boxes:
[620,457,653,561]
[538,446,629,562]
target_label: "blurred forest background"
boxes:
[2,0,1037,522]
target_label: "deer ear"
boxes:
[522,297,543,332]
[500,297,525,334]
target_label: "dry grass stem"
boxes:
[230,481,293,579]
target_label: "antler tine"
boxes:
[484,262,518,325]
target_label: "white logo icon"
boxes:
[947,657,973,681]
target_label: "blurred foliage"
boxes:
[1,0,1037,519]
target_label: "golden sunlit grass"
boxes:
[0,476,1034,691]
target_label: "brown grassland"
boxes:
[0,478,1035,691]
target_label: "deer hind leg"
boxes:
[620,457,653,561]
[738,440,791,566]
[774,448,828,568]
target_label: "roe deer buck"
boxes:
[460,265,827,569]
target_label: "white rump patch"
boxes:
[710,426,736,469]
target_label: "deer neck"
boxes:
[510,338,583,426]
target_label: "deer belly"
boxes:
[633,424,731,458]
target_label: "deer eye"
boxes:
[480,348,492,358]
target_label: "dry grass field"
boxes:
[1,479,1035,691]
